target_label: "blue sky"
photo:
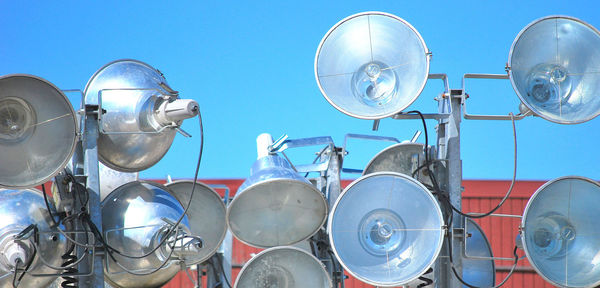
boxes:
[2,1,599,181]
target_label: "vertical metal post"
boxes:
[436,92,464,288]
[79,106,105,288]
[314,147,344,287]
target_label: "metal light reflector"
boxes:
[328,172,444,287]
[226,154,327,248]
[0,188,66,287]
[363,142,432,186]
[509,16,600,124]
[315,11,430,119]
[0,75,77,188]
[521,176,600,287]
[234,246,332,288]
[98,162,139,201]
[165,180,227,265]
[463,219,496,287]
[102,181,194,288]
[84,59,199,172]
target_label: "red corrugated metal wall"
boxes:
[161,179,554,288]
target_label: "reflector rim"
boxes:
[362,142,425,176]
[226,178,328,248]
[314,11,431,120]
[327,171,444,287]
[165,180,227,265]
[520,175,600,288]
[234,246,332,288]
[0,74,78,189]
[508,15,600,124]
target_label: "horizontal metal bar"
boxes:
[461,73,529,120]
[392,112,450,120]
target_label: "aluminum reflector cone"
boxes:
[315,12,430,119]
[521,176,600,287]
[463,219,496,287]
[166,180,227,265]
[234,246,332,288]
[227,155,327,248]
[0,74,77,188]
[328,172,444,287]
[509,16,600,124]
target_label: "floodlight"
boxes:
[328,172,444,286]
[521,176,600,287]
[98,162,138,201]
[509,16,600,124]
[226,133,327,248]
[101,181,198,288]
[463,218,495,287]
[363,142,432,186]
[234,246,332,288]
[0,74,77,188]
[315,11,430,119]
[84,59,199,172]
[165,180,227,265]
[0,188,66,287]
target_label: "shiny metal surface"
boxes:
[0,74,77,188]
[521,176,600,288]
[83,59,178,172]
[0,188,66,288]
[227,155,328,248]
[363,142,433,186]
[101,181,192,288]
[328,172,444,287]
[463,219,495,287]
[99,162,139,201]
[165,180,227,265]
[234,246,332,288]
[315,12,430,119]
[509,16,600,124]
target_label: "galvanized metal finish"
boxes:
[362,142,434,186]
[0,74,77,189]
[83,59,177,172]
[101,181,191,288]
[226,155,328,248]
[79,109,105,288]
[165,180,227,265]
[234,246,332,288]
[0,188,66,288]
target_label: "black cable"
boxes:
[406,111,518,219]
[12,258,22,288]
[407,110,521,287]
[96,111,204,259]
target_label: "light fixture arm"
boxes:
[461,73,531,120]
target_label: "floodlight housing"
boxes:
[509,16,600,124]
[315,11,430,119]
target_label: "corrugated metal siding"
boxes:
[161,179,555,288]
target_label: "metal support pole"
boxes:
[435,92,464,288]
[79,106,105,288]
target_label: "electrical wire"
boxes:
[97,111,204,259]
[408,110,521,287]
[407,111,518,219]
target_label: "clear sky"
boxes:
[1,0,599,181]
